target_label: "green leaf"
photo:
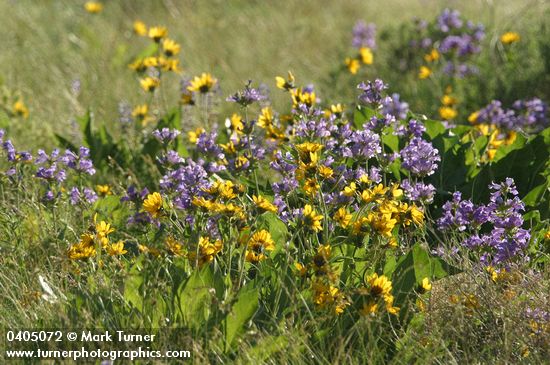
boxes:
[258,212,288,248]
[224,283,259,352]
[353,105,376,128]
[124,262,144,311]
[175,266,216,330]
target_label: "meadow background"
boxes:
[1,0,550,364]
[2,0,549,148]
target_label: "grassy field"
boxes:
[2,0,548,148]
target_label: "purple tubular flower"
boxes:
[348,128,382,159]
[437,178,530,266]
[83,187,98,203]
[227,80,266,107]
[160,158,210,209]
[437,8,463,32]
[357,79,387,105]
[352,20,376,49]
[62,147,96,175]
[400,137,440,176]
[400,179,436,204]
[152,128,181,144]
[381,94,409,120]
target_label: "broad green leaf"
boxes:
[224,283,259,352]
[176,266,216,330]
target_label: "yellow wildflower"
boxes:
[188,236,223,266]
[143,192,163,218]
[419,66,432,79]
[95,184,112,196]
[441,94,458,106]
[252,195,278,214]
[166,236,184,256]
[162,38,180,57]
[302,204,323,232]
[12,100,29,118]
[140,77,160,92]
[303,178,320,196]
[133,20,147,36]
[359,47,374,64]
[424,48,440,62]
[500,32,520,44]
[439,106,457,120]
[245,230,275,263]
[148,26,168,42]
[367,212,396,237]
[187,73,217,93]
[345,57,360,74]
[333,207,352,228]
[468,111,479,123]
[275,71,295,91]
[106,241,127,256]
[257,107,274,128]
[291,88,316,108]
[318,165,333,179]
[343,182,357,197]
[84,1,103,13]
[420,277,432,292]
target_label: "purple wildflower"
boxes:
[400,137,440,176]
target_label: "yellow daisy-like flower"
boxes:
[318,165,333,179]
[162,38,181,57]
[133,20,147,36]
[333,207,352,228]
[361,184,387,203]
[234,156,249,170]
[291,88,316,108]
[143,192,163,218]
[312,280,348,315]
[439,106,457,120]
[257,107,274,128]
[367,273,393,297]
[12,100,29,119]
[252,195,278,214]
[424,48,440,63]
[275,71,295,91]
[95,220,114,239]
[302,204,323,232]
[106,241,127,256]
[245,230,276,263]
[342,182,357,197]
[132,104,153,126]
[165,236,184,256]
[359,47,374,65]
[312,244,332,275]
[67,241,96,260]
[419,66,432,79]
[441,94,458,106]
[360,300,379,316]
[188,236,223,266]
[148,26,168,42]
[95,184,112,196]
[468,111,480,124]
[84,1,103,14]
[345,57,360,74]
[303,178,320,196]
[187,73,217,93]
[140,77,160,92]
[420,277,432,292]
[500,31,520,44]
[366,212,397,237]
